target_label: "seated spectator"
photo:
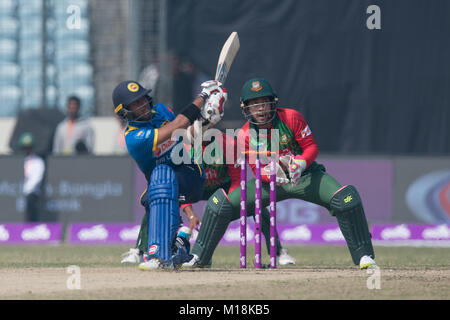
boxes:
[52,96,95,155]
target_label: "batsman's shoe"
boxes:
[277,249,296,265]
[175,226,192,253]
[167,247,192,270]
[121,248,142,264]
[359,255,377,269]
[138,258,163,271]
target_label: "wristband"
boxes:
[181,103,201,124]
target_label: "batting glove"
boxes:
[198,80,223,101]
[200,89,227,126]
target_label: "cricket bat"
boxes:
[193,32,239,138]
[215,31,240,84]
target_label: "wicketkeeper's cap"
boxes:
[240,78,278,106]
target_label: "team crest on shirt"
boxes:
[301,125,312,138]
[280,134,289,145]
[127,82,139,92]
[251,81,263,92]
[205,168,220,186]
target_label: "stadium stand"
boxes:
[0,0,94,116]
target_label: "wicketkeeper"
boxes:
[185,78,377,269]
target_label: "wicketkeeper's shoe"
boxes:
[121,248,143,264]
[138,258,163,271]
[181,254,212,269]
[278,248,296,265]
[359,255,377,269]
[182,254,199,268]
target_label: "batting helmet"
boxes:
[112,80,153,121]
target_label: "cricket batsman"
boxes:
[112,79,226,270]
[185,78,376,269]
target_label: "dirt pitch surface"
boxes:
[0,245,449,300]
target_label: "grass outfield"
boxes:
[0,245,448,300]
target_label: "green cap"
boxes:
[240,78,277,104]
[18,132,34,148]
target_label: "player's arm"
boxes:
[157,80,226,145]
[181,204,201,231]
[154,96,204,145]
[281,109,318,167]
[278,109,318,185]
[291,112,318,166]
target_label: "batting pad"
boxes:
[192,188,233,265]
[147,164,180,262]
[330,185,375,265]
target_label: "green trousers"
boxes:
[191,162,343,262]
[135,185,284,255]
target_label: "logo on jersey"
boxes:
[301,125,312,138]
[251,81,263,92]
[136,130,145,139]
[127,82,139,92]
[148,245,158,255]
[154,139,176,157]
[205,168,219,186]
[280,134,289,145]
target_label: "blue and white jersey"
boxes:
[124,103,182,179]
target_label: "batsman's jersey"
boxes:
[238,107,319,183]
[124,103,180,179]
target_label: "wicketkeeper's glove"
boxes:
[262,161,290,186]
[279,154,307,185]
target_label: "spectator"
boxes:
[52,96,95,155]
[18,132,45,222]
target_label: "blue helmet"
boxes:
[112,80,153,121]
